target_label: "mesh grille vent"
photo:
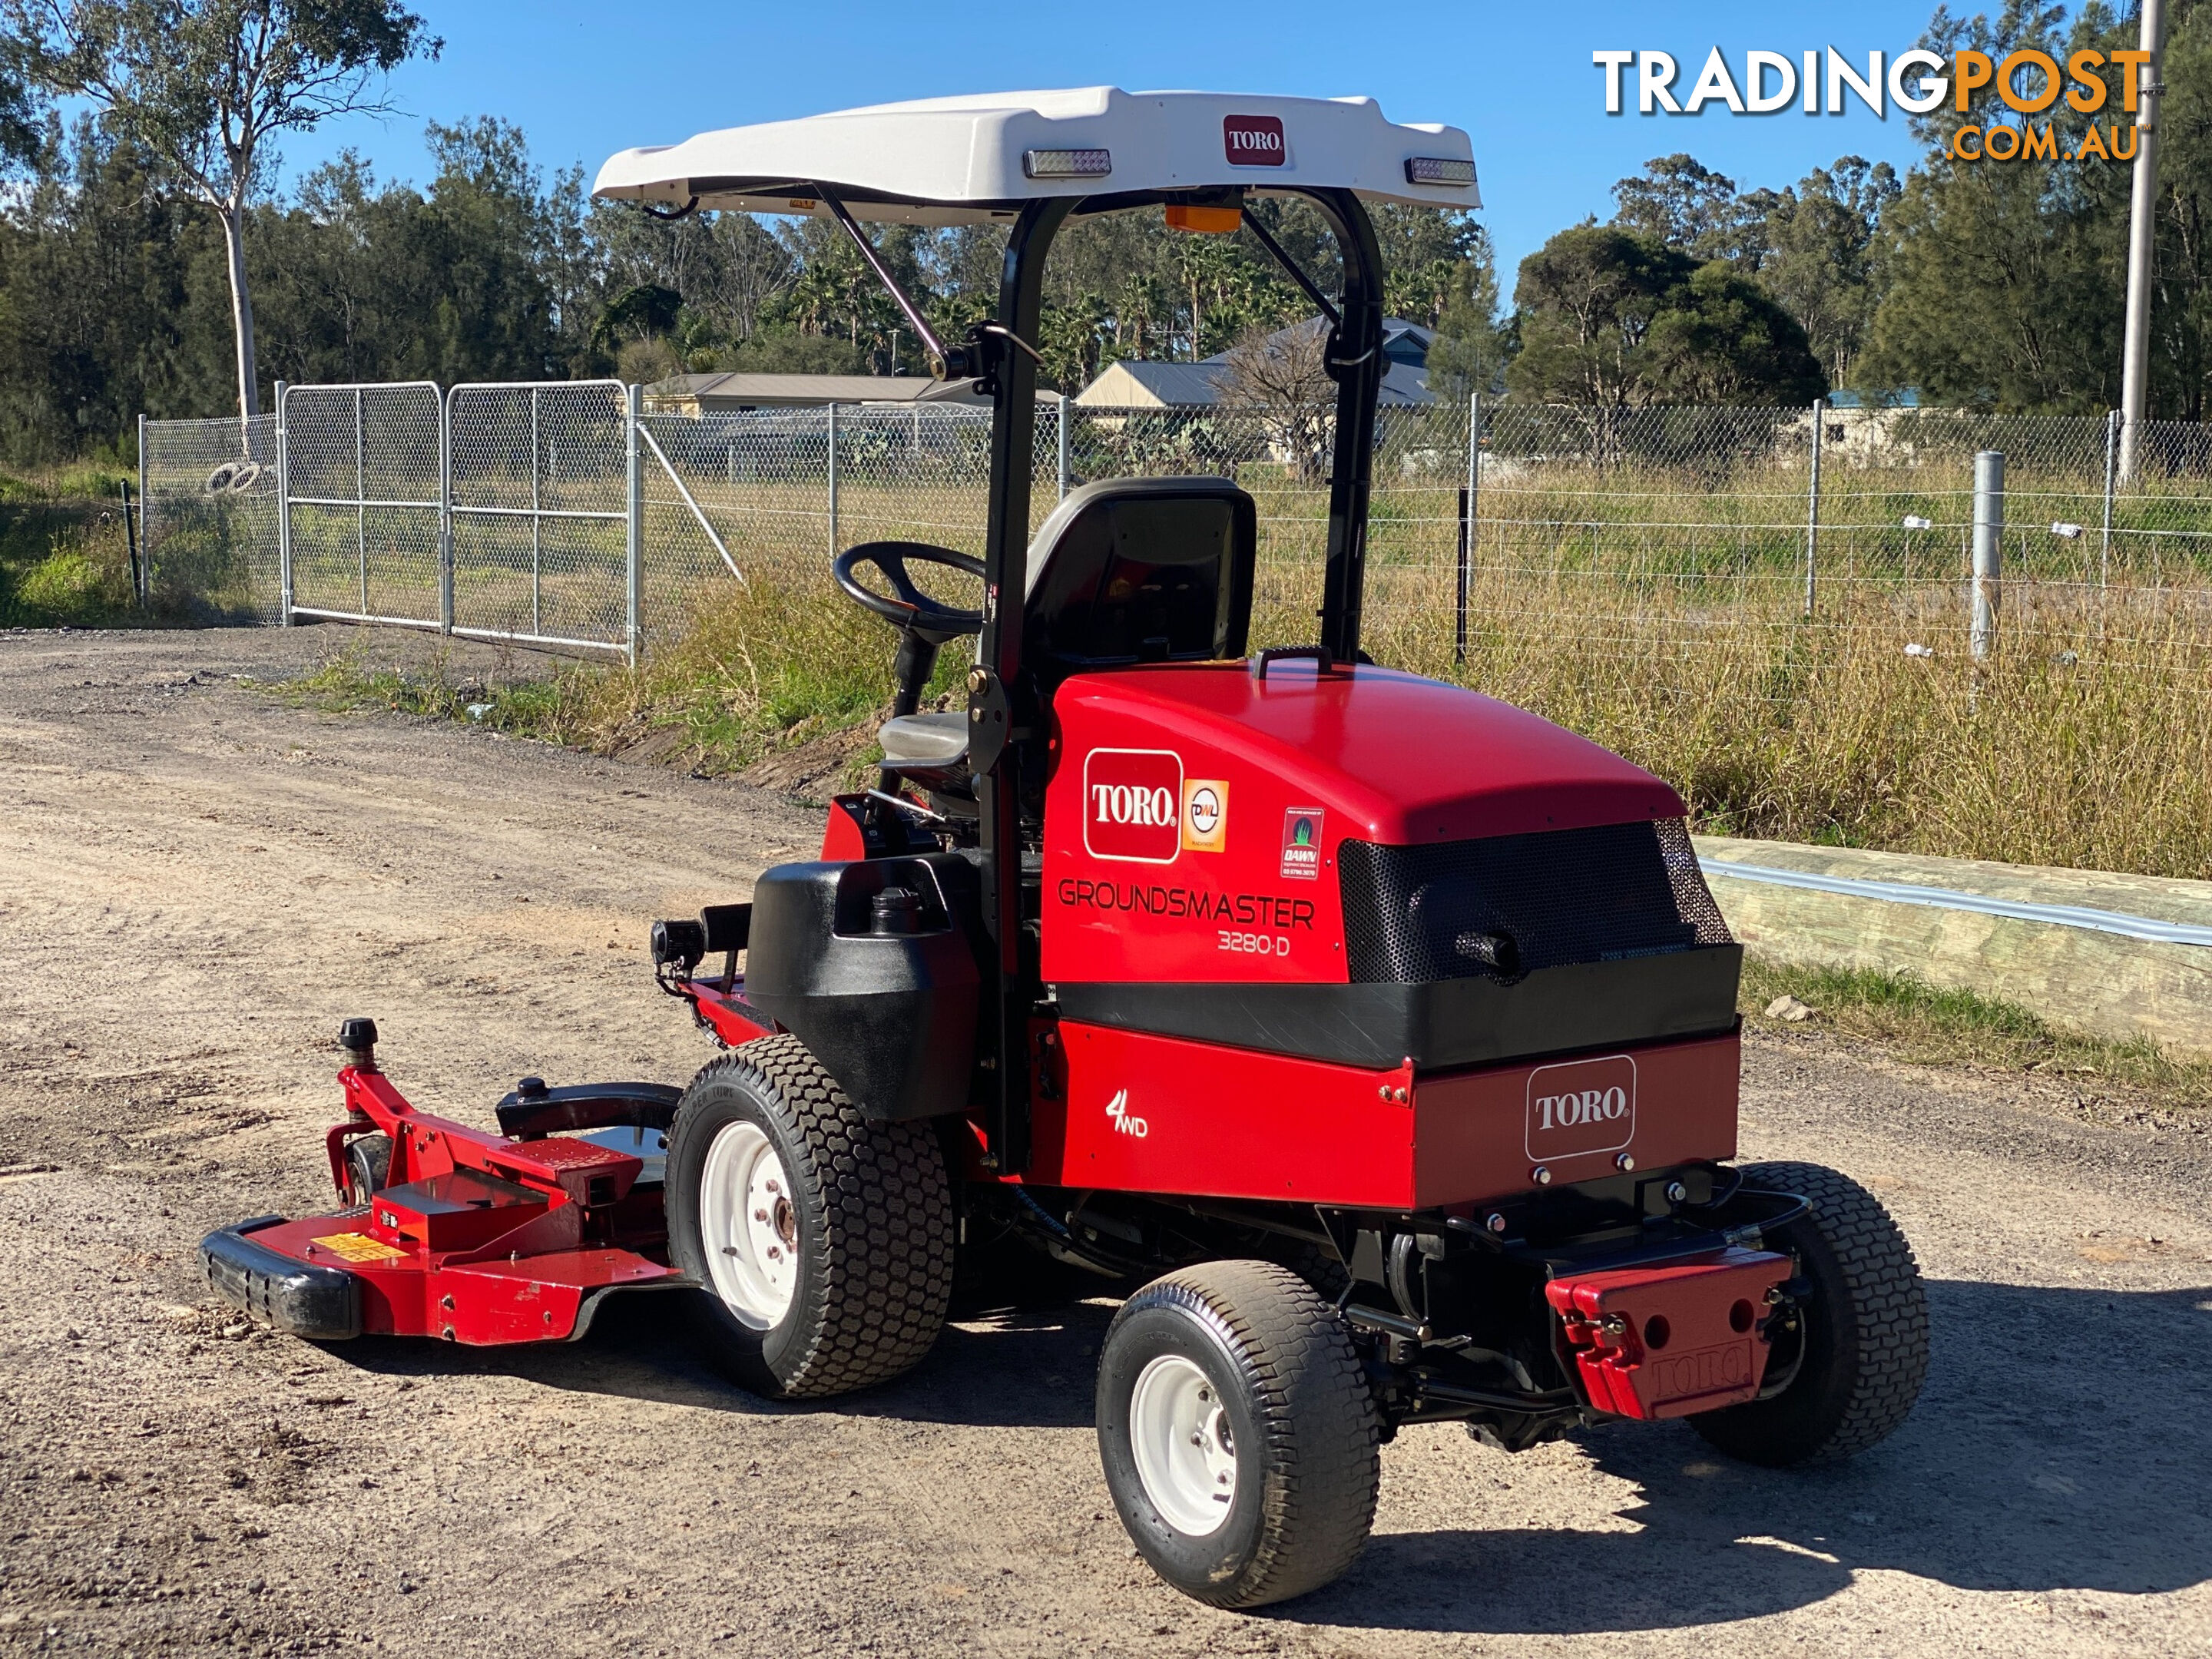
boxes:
[1338,817,1733,985]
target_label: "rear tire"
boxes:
[664,1036,954,1399]
[1097,1260,1379,1608]
[1691,1160,1928,1465]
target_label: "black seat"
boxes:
[878,476,1257,777]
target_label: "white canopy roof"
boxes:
[592,88,1478,226]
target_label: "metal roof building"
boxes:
[1074,319,1437,409]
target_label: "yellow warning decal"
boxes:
[310,1231,408,1264]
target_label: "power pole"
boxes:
[2120,0,2168,483]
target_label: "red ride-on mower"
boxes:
[202,89,1929,1608]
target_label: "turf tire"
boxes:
[665,1035,954,1399]
[1098,1260,1379,1608]
[1690,1160,1929,1465]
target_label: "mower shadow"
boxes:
[323,1285,1120,1430]
[1297,1279,2212,1635]
[319,1278,2212,1631]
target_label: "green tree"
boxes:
[1856,0,2131,409]
[1611,154,1743,260]
[1507,224,1823,407]
[0,116,207,455]
[1424,240,1508,399]
[4,0,435,428]
[1757,157,1900,386]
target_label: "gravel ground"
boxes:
[2,625,2207,1658]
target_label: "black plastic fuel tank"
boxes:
[742,854,982,1121]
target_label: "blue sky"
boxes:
[283,0,1968,286]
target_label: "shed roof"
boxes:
[1074,362,1230,409]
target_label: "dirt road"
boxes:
[2,626,2208,1658]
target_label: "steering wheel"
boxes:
[833,541,986,644]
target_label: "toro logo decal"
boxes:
[1279,807,1326,879]
[1084,748,1184,864]
[1525,1055,1637,1163]
[1224,114,1286,167]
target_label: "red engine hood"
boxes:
[1049,662,1683,844]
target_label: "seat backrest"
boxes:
[1022,476,1257,689]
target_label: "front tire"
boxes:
[342,1134,391,1206]
[664,1036,954,1399]
[1097,1260,1379,1608]
[1691,1160,1929,1465]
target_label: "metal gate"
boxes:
[275,379,640,657]
[446,380,635,654]
[278,382,444,631]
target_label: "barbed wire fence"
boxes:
[137,385,2212,691]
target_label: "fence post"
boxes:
[274,379,292,625]
[134,412,147,607]
[1971,449,2004,660]
[529,386,543,637]
[119,478,140,607]
[2101,407,2119,589]
[1804,399,1824,618]
[826,400,840,556]
[436,389,455,635]
[626,382,643,667]
[354,387,369,621]
[1057,396,1071,501]
[1457,390,1478,668]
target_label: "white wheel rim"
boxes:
[698,1121,798,1329]
[1129,1355,1238,1536]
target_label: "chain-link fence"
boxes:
[139,385,2212,690]
[139,412,280,621]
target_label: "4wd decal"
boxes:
[1224,114,1286,166]
[1105,1089,1149,1137]
[1525,1055,1637,1162]
[1181,779,1228,853]
[1084,748,1184,864]
[1279,807,1326,879]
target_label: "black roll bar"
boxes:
[973,196,1077,1172]
[1302,188,1388,664]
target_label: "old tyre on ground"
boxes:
[1691,1160,1929,1465]
[664,1035,955,1399]
[1097,1259,1380,1608]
